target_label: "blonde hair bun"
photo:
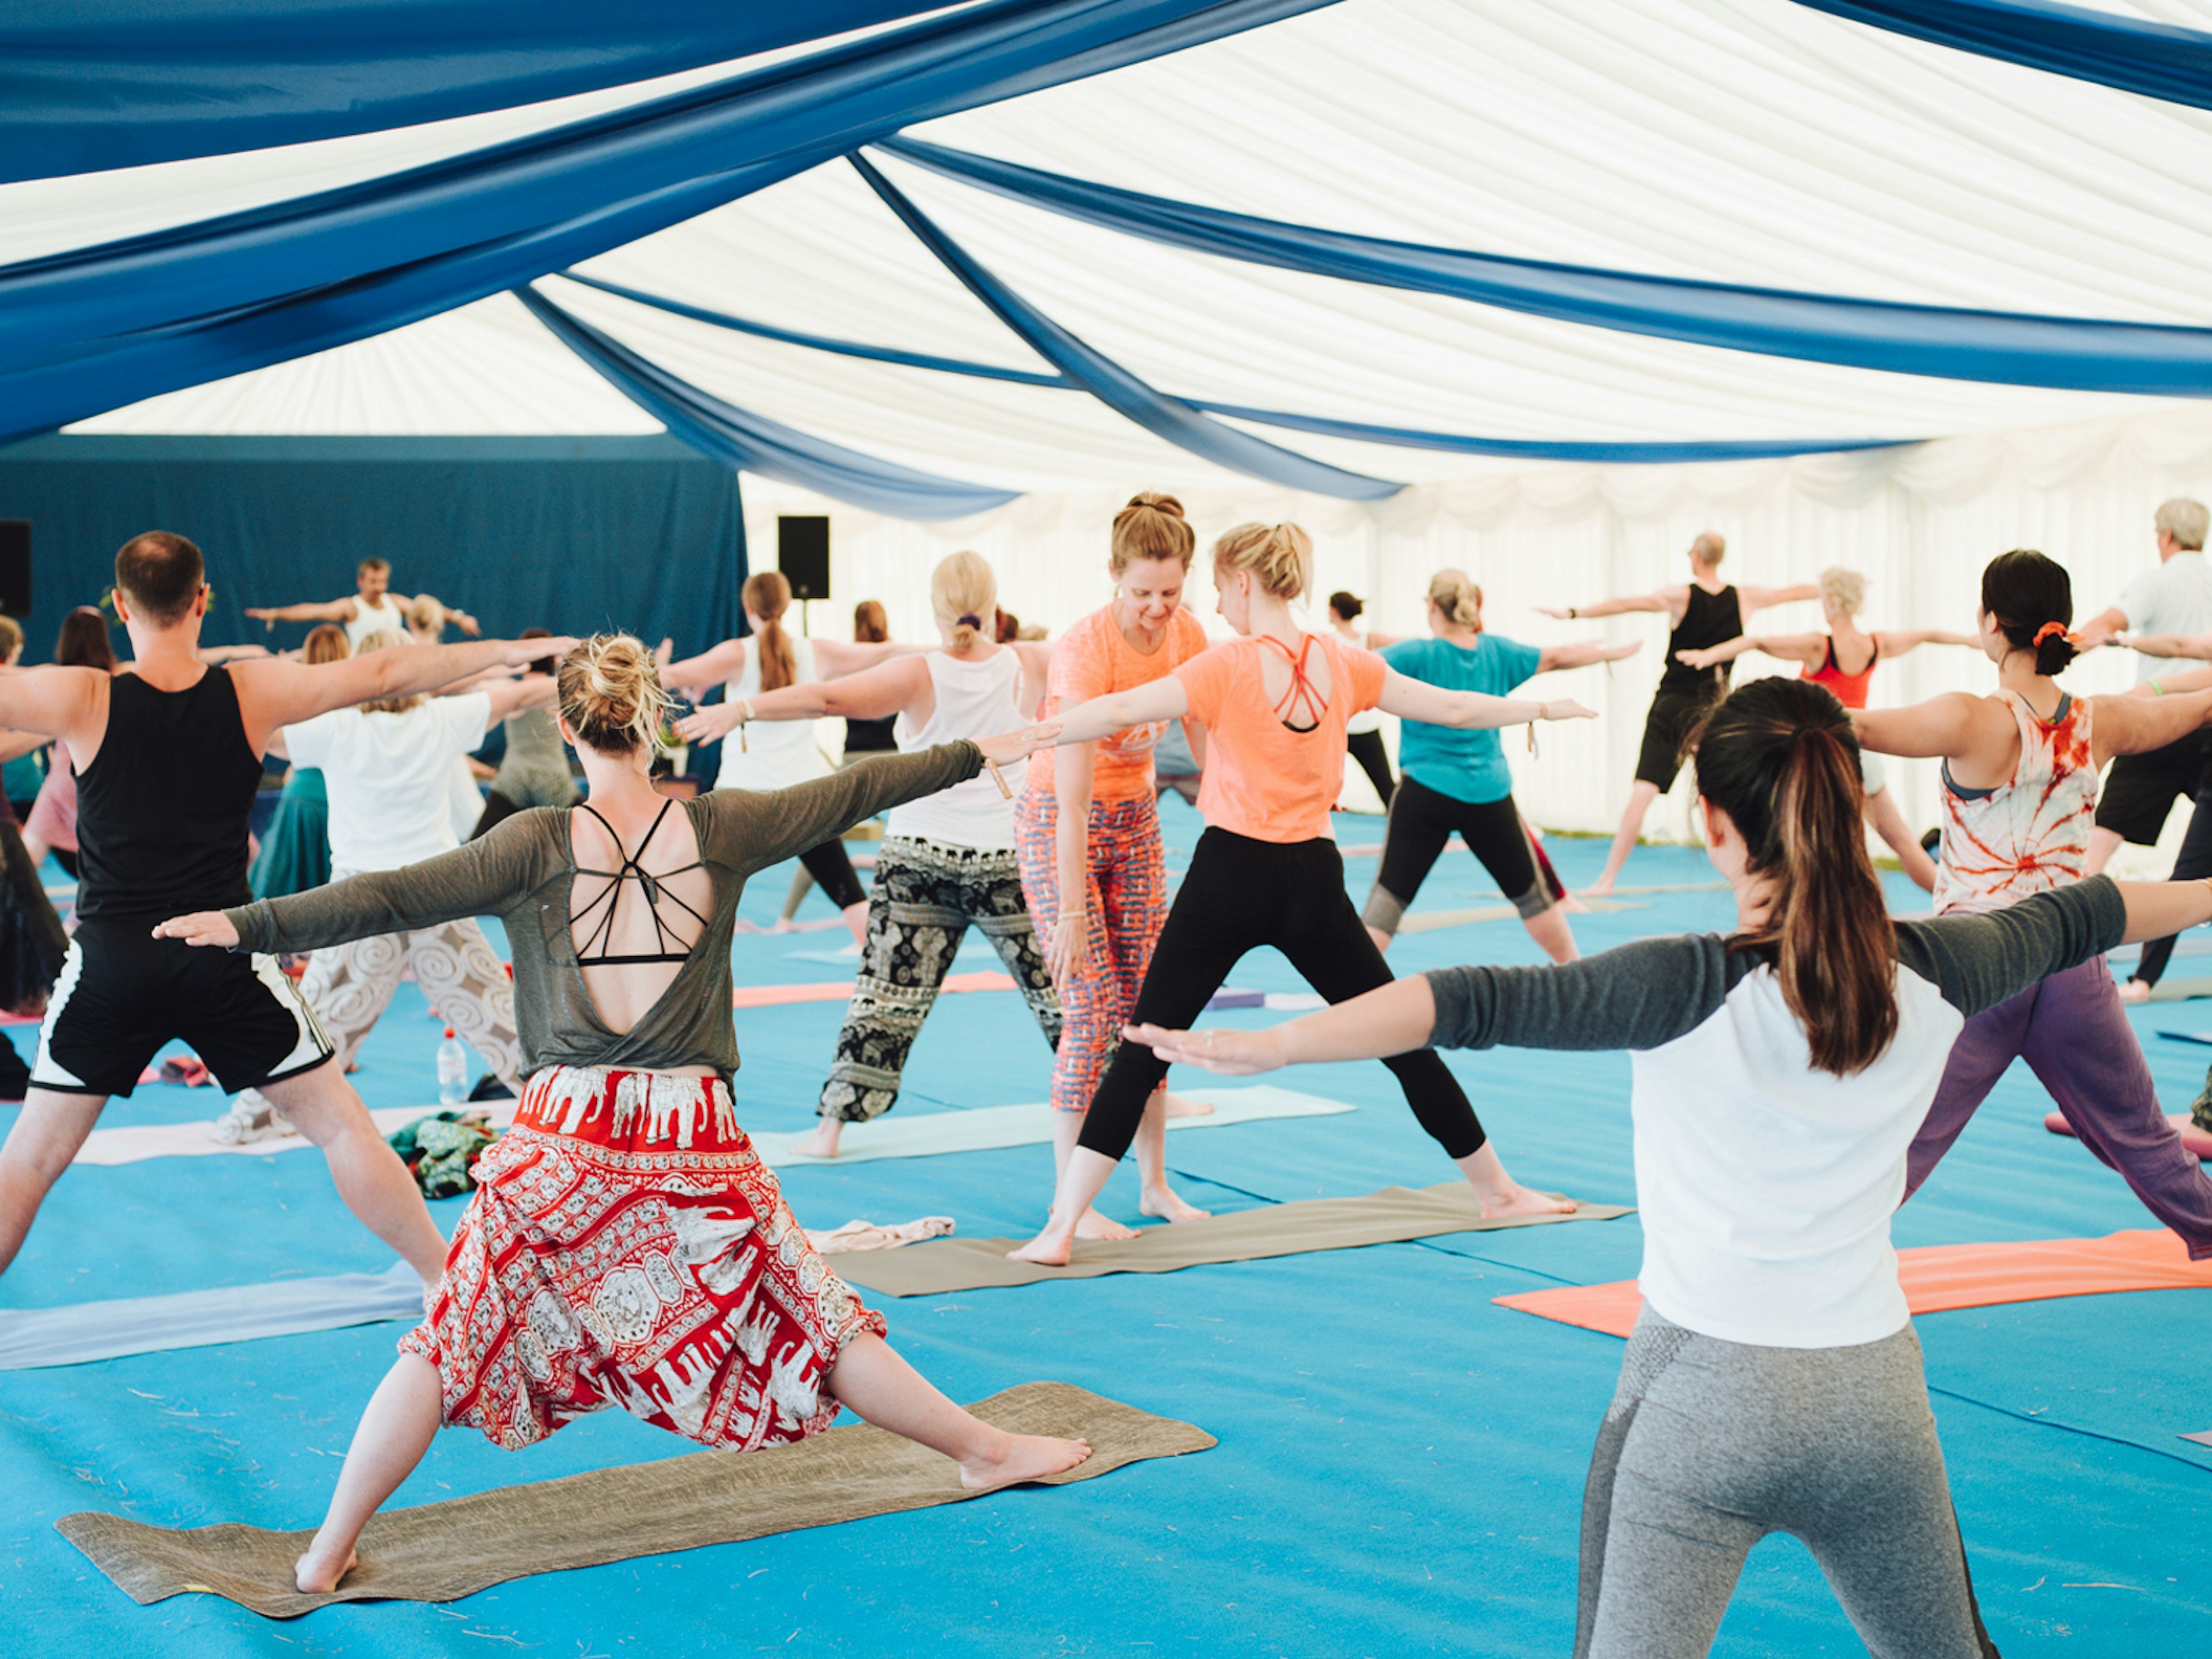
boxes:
[1212,522,1313,601]
[559,632,672,755]
[1111,492,1196,574]
[1426,568,1483,628]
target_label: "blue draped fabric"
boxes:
[0,2,944,184]
[847,153,1401,501]
[515,287,1020,520]
[562,272,1907,463]
[879,137,2212,397]
[1791,0,2212,112]
[0,0,1334,444]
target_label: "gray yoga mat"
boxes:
[0,1263,423,1372]
[835,1184,1633,1297]
[59,1382,1211,1619]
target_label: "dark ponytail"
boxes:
[1980,548,2078,676]
[1691,677,1897,1077]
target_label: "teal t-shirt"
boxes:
[2,746,44,804]
[1382,634,1543,805]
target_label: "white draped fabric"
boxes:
[9,0,2212,845]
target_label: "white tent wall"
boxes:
[746,402,2212,870]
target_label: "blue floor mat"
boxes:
[2,824,2207,1656]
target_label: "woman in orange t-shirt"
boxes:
[1007,522,1594,1268]
[1017,494,1213,1241]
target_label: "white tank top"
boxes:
[346,593,408,646]
[885,650,1027,849]
[1932,689,2097,915]
[716,636,828,792]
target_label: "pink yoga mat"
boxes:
[728,971,1014,1009]
[1496,1228,2212,1338]
[2044,1109,2212,1161]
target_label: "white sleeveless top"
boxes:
[716,636,829,792]
[346,592,408,646]
[1932,689,2097,915]
[885,650,1027,849]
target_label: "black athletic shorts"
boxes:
[2094,730,2212,847]
[29,921,334,1099]
[1635,687,1722,791]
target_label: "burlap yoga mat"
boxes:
[834,1184,1631,1297]
[59,1382,1209,1619]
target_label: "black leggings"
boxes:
[1077,828,1487,1162]
[2134,778,2212,986]
[798,838,868,912]
[1365,777,1551,937]
[1346,728,1395,806]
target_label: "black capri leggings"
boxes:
[1364,777,1554,938]
[1346,728,1395,806]
[799,838,868,912]
[1077,827,1487,1162]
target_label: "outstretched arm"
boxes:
[673,656,931,746]
[1852,692,1997,760]
[2116,629,2212,661]
[811,638,930,677]
[1043,676,1190,746]
[1535,638,1642,674]
[245,598,355,626]
[1739,582,1821,613]
[661,638,749,696]
[1378,669,1594,730]
[1534,587,1680,622]
[2090,687,2212,767]
[2074,604,2131,653]
[1874,628,1979,658]
[0,665,108,748]
[229,637,573,752]
[1676,632,1823,673]
[479,675,559,726]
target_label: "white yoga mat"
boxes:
[749,1085,1354,1166]
[63,1086,1351,1169]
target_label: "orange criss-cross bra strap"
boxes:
[1255,632,1328,733]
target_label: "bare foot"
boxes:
[1140,1187,1212,1224]
[959,1432,1093,1490]
[1159,1090,1214,1119]
[1559,893,1592,914]
[1478,1184,1578,1219]
[770,916,797,935]
[1584,876,1616,898]
[2118,979,2152,1004]
[1007,1228,1074,1266]
[295,1544,358,1595]
[1073,1207,1139,1242]
[791,1120,844,1158]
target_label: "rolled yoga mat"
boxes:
[833,1184,1633,1297]
[59,1382,1213,1619]
[1495,1226,2212,1338]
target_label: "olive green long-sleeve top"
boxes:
[225,743,984,1077]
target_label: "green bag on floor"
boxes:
[387,1111,498,1199]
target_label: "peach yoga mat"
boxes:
[1494,1227,2212,1338]
[2043,1109,2212,1161]
[728,970,1013,1008]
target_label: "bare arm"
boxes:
[1128,976,1437,1075]
[1852,692,2008,762]
[244,598,355,624]
[1535,638,1642,674]
[1049,741,1096,985]
[1048,677,1190,745]
[229,637,572,753]
[1377,669,1594,730]
[1678,632,1826,673]
[0,729,49,765]
[480,675,559,727]
[810,638,929,677]
[749,657,931,723]
[0,665,108,749]
[1738,582,1821,614]
[2074,605,2131,652]
[2090,688,2212,767]
[661,639,748,695]
[195,643,272,664]
[1535,587,1680,622]
[1873,629,1979,657]
[2116,629,2212,661]
[2119,876,2212,943]
[2133,666,2212,696]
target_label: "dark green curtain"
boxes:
[0,434,744,662]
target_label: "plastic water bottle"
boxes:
[436,1027,468,1106]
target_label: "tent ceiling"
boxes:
[29,0,2212,493]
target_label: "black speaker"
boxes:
[778,516,830,601]
[0,521,28,618]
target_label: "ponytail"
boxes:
[743,570,797,693]
[1980,548,2078,676]
[1692,677,1897,1077]
[930,550,997,652]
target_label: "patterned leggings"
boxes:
[268,916,525,1096]
[817,835,1062,1122]
[1014,789,1169,1112]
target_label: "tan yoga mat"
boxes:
[59,1382,1209,1620]
[835,1184,1632,1297]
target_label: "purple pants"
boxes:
[1908,956,2212,1259]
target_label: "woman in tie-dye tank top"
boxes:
[1856,550,2212,1257]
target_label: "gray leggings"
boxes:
[1577,1310,2000,1659]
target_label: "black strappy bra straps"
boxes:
[571,798,711,967]
[1257,632,1328,733]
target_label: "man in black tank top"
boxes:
[1539,532,1817,893]
[0,531,568,1287]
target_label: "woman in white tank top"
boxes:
[664,571,914,945]
[679,553,1062,1158]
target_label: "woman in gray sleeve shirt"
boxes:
[156,635,1088,1595]
[1128,675,2212,1659]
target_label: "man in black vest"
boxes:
[0,531,566,1284]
